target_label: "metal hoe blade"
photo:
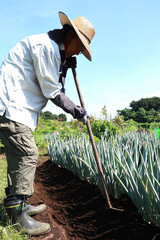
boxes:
[71,67,124,212]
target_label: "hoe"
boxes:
[71,66,124,212]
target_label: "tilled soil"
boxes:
[28,157,160,240]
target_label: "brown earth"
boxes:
[28,156,160,240]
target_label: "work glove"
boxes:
[77,111,89,125]
[65,57,77,69]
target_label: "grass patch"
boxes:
[0,155,7,198]
[0,155,28,240]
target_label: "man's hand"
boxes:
[77,112,90,125]
[65,57,77,69]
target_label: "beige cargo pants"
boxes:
[0,115,38,197]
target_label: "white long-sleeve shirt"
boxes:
[0,33,62,130]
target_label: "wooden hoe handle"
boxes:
[71,67,112,209]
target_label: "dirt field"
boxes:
[28,156,160,240]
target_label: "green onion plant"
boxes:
[46,131,160,227]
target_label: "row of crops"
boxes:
[46,131,160,227]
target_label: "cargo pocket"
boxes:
[7,130,38,157]
[21,132,38,157]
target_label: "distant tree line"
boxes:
[117,97,160,123]
[40,111,67,121]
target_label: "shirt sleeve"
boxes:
[51,92,86,118]
[31,43,62,99]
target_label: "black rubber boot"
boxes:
[5,187,46,216]
[4,196,50,236]
[5,186,12,197]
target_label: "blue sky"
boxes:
[1,0,160,120]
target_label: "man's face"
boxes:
[65,31,85,58]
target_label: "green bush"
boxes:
[33,118,59,155]
[91,120,118,140]
[138,122,150,129]
[123,119,139,132]
[150,122,160,130]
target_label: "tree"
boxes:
[130,97,160,111]
[117,97,160,123]
[147,108,158,123]
[52,114,58,120]
[40,111,54,120]
[40,111,67,121]
[135,108,147,123]
[101,105,108,120]
[58,113,67,121]
[117,108,132,121]
[112,115,125,128]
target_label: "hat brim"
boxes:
[59,11,92,61]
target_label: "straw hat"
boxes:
[59,11,95,61]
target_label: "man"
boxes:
[0,11,95,236]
